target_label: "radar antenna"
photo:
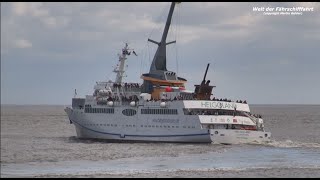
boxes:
[113,43,138,84]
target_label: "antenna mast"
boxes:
[113,43,137,84]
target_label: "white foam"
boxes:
[265,140,320,148]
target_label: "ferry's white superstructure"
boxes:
[65,2,271,144]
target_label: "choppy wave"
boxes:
[21,166,320,178]
[265,140,320,148]
[215,139,320,148]
[2,105,320,178]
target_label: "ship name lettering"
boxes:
[201,101,235,109]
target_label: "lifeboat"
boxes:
[98,89,110,96]
[96,97,109,104]
[165,86,173,92]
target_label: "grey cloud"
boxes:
[1,2,319,104]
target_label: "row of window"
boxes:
[140,124,195,129]
[85,108,114,114]
[84,123,117,127]
[141,109,178,115]
[83,123,196,129]
[84,107,178,115]
[84,107,246,117]
[183,108,248,117]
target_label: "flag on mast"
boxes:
[132,51,138,56]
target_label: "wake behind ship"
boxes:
[65,2,271,144]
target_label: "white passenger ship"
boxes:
[65,2,271,144]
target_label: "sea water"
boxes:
[1,104,319,178]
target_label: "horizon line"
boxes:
[1,103,320,106]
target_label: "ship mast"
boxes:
[148,2,177,73]
[113,43,136,84]
[141,2,183,94]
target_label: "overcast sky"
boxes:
[1,2,320,105]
